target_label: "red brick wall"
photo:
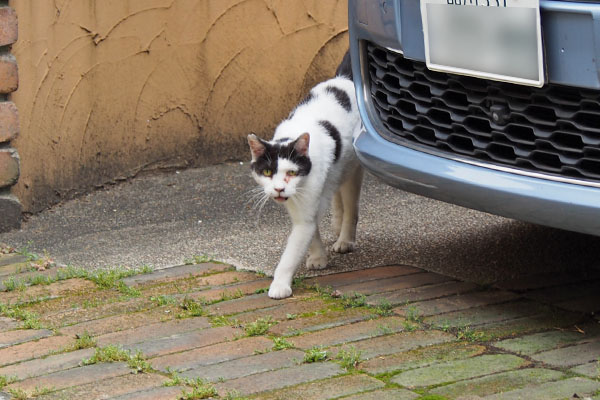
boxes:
[0,4,20,232]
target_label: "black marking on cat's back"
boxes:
[319,120,342,162]
[325,86,352,112]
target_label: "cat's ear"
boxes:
[248,134,266,160]
[294,133,310,156]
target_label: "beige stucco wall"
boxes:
[10,0,348,212]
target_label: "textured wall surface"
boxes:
[0,3,21,232]
[11,0,349,212]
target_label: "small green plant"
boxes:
[342,292,367,309]
[272,337,294,351]
[219,289,245,302]
[177,297,207,319]
[254,287,268,294]
[183,254,214,265]
[377,323,394,336]
[373,299,394,316]
[128,350,152,374]
[245,317,275,336]
[402,320,419,332]
[7,388,28,400]
[151,295,177,306]
[2,276,26,292]
[17,243,38,262]
[456,326,487,342]
[83,345,130,364]
[285,313,297,320]
[71,332,97,350]
[223,390,251,400]
[405,305,422,322]
[210,315,238,327]
[164,371,217,399]
[303,346,329,363]
[0,375,16,389]
[336,346,362,370]
[0,303,42,329]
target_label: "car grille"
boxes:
[365,42,600,182]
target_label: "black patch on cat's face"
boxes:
[319,120,342,162]
[251,139,312,176]
[325,86,352,112]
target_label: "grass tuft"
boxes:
[177,297,207,319]
[303,346,329,363]
[336,346,362,370]
[244,317,275,337]
[341,292,367,309]
[272,337,294,351]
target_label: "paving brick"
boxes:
[7,362,130,393]
[532,339,600,367]
[122,263,231,286]
[494,324,600,355]
[0,317,18,332]
[0,102,18,144]
[495,270,600,292]
[0,335,74,367]
[59,307,177,338]
[0,328,52,348]
[424,300,548,329]
[183,279,272,303]
[306,265,422,288]
[524,279,600,305]
[391,354,528,388]
[0,7,17,47]
[431,368,564,398]
[480,311,586,340]
[215,361,343,396]
[557,293,600,313]
[109,385,186,400]
[255,374,386,400]
[36,372,169,400]
[290,317,405,349]
[0,253,26,268]
[182,349,304,382]
[366,280,479,307]
[394,290,519,317]
[234,298,330,324]
[328,330,454,360]
[270,308,372,336]
[151,336,272,372]
[208,292,302,316]
[95,317,211,347]
[481,377,600,400]
[0,278,96,305]
[0,348,94,380]
[0,149,18,188]
[335,272,452,296]
[361,342,486,375]
[571,362,600,378]
[340,388,419,400]
[125,325,241,358]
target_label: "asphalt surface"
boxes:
[1,162,599,284]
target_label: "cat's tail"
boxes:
[335,50,353,80]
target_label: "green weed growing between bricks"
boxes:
[177,297,208,319]
[0,302,42,329]
[244,316,275,336]
[164,371,218,400]
[303,346,329,363]
[83,345,152,374]
[272,336,294,351]
[336,345,362,370]
[0,375,16,390]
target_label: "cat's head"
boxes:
[247,133,312,203]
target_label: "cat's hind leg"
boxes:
[333,166,364,253]
[331,191,343,237]
[306,227,328,270]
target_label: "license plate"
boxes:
[421,0,545,87]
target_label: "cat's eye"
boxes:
[262,169,273,177]
[287,170,298,177]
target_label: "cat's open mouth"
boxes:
[274,195,288,202]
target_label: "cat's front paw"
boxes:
[306,254,328,270]
[332,239,355,254]
[268,281,293,299]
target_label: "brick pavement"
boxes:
[0,248,598,399]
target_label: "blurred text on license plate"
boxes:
[421,0,544,87]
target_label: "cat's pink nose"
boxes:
[275,187,284,193]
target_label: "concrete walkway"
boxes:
[0,249,598,399]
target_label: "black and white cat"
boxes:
[248,76,363,299]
